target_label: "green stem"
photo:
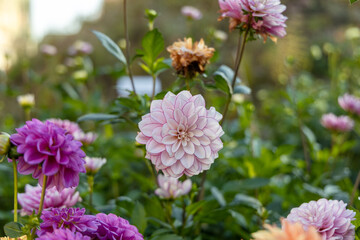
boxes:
[197,171,207,201]
[185,78,190,91]
[38,175,48,217]
[25,108,31,121]
[88,175,94,212]
[13,161,18,222]
[180,198,188,236]
[151,74,156,101]
[145,159,158,186]
[350,170,360,206]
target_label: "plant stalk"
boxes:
[151,74,156,101]
[38,175,48,217]
[350,170,360,206]
[13,161,18,222]
[88,175,94,212]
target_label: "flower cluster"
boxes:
[218,0,287,41]
[10,119,86,190]
[155,174,192,199]
[320,113,354,132]
[338,93,360,116]
[18,184,80,216]
[136,91,224,178]
[286,198,356,240]
[37,229,90,240]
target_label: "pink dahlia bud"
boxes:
[338,93,360,116]
[84,157,106,175]
[181,6,203,20]
[136,91,224,178]
[18,184,81,216]
[0,132,10,156]
[155,174,192,199]
[320,113,354,132]
[286,198,356,240]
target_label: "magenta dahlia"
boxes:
[136,91,224,178]
[10,119,86,190]
[286,198,356,240]
[218,0,287,40]
[37,228,91,240]
[88,213,143,240]
[18,184,81,216]
[37,208,98,236]
[338,93,360,116]
[320,113,354,132]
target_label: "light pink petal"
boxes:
[181,154,194,168]
[147,139,165,154]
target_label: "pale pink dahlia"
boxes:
[286,198,356,240]
[84,157,107,175]
[136,91,224,178]
[338,93,360,116]
[320,113,354,132]
[18,184,81,216]
[155,174,192,199]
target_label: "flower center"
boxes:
[176,125,193,142]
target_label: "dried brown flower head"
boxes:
[167,38,215,78]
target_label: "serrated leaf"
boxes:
[93,30,127,64]
[131,202,147,233]
[4,222,24,238]
[77,113,118,122]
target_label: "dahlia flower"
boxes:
[252,220,322,240]
[167,38,215,78]
[37,208,98,236]
[286,198,356,240]
[0,132,10,156]
[155,174,192,199]
[84,157,107,175]
[136,91,224,177]
[218,0,287,41]
[320,113,354,132]
[17,94,35,109]
[18,184,81,216]
[10,119,86,190]
[88,213,143,240]
[37,229,91,240]
[338,93,360,116]
[181,6,203,20]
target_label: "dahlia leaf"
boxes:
[234,85,251,95]
[211,187,226,207]
[230,194,262,210]
[93,30,127,65]
[214,65,242,95]
[141,28,165,71]
[151,234,183,240]
[350,0,358,4]
[78,113,119,122]
[3,222,24,238]
[132,202,147,233]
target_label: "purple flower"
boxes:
[68,41,93,56]
[155,174,192,199]
[338,93,360,116]
[181,6,203,20]
[218,0,287,41]
[321,113,354,132]
[87,213,143,240]
[84,157,106,175]
[18,184,81,216]
[286,198,356,240]
[37,208,98,236]
[10,119,86,190]
[36,228,91,240]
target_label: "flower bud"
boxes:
[0,132,10,157]
[17,94,35,109]
[84,157,107,175]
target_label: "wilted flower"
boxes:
[37,208,98,236]
[10,119,86,190]
[17,94,35,109]
[68,41,93,55]
[37,229,91,240]
[87,213,143,240]
[218,0,287,41]
[167,38,215,78]
[181,6,203,20]
[18,184,81,216]
[338,93,360,116]
[286,198,356,240]
[40,44,57,56]
[136,91,224,178]
[252,220,322,240]
[320,113,354,132]
[84,157,106,175]
[0,132,10,156]
[155,174,192,199]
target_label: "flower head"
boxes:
[181,6,203,20]
[37,208,98,236]
[37,229,91,240]
[136,91,224,178]
[218,0,287,41]
[88,213,143,240]
[286,198,356,240]
[68,41,93,56]
[17,94,35,109]
[0,132,10,156]
[338,93,360,116]
[10,119,86,190]
[84,157,106,175]
[320,113,354,132]
[167,38,215,78]
[40,44,57,56]
[18,184,81,216]
[155,174,192,199]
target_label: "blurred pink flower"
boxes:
[320,113,354,132]
[286,198,356,240]
[181,6,203,20]
[68,41,93,56]
[18,184,80,216]
[84,157,106,175]
[155,174,192,199]
[136,91,224,178]
[40,44,57,56]
[338,93,360,116]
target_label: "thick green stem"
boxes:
[350,170,360,206]
[38,175,48,217]
[151,74,156,101]
[88,175,94,211]
[25,108,31,121]
[13,161,18,222]
[185,78,190,91]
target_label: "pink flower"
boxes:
[84,157,106,175]
[181,6,203,20]
[338,93,360,116]
[155,174,192,199]
[320,113,354,132]
[40,44,57,56]
[286,198,356,240]
[136,91,224,178]
[18,184,81,216]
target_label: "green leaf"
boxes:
[150,234,183,240]
[213,65,241,95]
[4,222,24,238]
[230,194,262,210]
[234,85,251,95]
[93,30,127,64]
[350,0,358,4]
[223,178,270,192]
[131,202,147,233]
[77,113,119,122]
[186,200,207,216]
[211,187,226,207]
[141,29,164,69]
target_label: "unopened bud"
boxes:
[17,94,35,109]
[0,132,10,157]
